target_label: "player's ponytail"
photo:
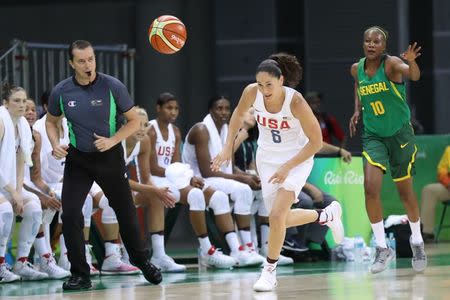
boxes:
[268,53,302,89]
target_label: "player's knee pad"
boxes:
[187,188,206,211]
[0,202,13,238]
[99,195,118,224]
[231,185,253,215]
[208,191,230,215]
[22,201,42,237]
[82,194,93,227]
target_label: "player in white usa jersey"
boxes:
[212,55,344,292]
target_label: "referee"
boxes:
[46,40,162,290]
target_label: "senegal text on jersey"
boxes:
[359,82,389,96]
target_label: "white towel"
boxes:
[165,162,194,189]
[202,114,232,174]
[0,106,33,191]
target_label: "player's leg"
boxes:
[135,179,186,273]
[92,189,140,275]
[0,197,20,282]
[199,187,239,268]
[13,191,48,280]
[256,194,293,266]
[363,162,395,273]
[253,188,294,292]
[361,135,395,273]
[390,125,426,272]
[205,177,263,265]
[33,223,70,279]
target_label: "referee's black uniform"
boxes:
[48,72,161,287]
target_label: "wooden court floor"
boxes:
[1,243,450,300]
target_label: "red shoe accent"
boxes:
[18,257,28,263]
[207,246,216,255]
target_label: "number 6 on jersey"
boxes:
[271,129,281,143]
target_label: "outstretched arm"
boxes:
[395,42,421,81]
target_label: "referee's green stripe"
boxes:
[109,90,117,136]
[59,96,77,147]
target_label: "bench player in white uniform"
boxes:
[125,107,236,270]
[149,94,260,267]
[33,102,139,276]
[183,96,266,266]
[212,57,344,292]
[23,99,70,279]
[0,84,47,282]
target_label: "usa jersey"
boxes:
[33,115,69,184]
[122,140,140,167]
[253,86,308,153]
[149,119,176,168]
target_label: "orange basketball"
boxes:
[148,15,187,54]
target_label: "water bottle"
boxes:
[6,239,14,265]
[369,234,376,261]
[354,235,365,263]
[389,232,397,261]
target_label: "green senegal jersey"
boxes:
[357,56,410,137]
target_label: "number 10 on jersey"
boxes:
[370,100,385,116]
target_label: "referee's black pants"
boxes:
[61,144,149,277]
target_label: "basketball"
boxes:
[148,15,187,54]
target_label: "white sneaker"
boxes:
[120,244,131,265]
[13,260,48,281]
[150,255,186,273]
[101,245,141,275]
[85,244,100,276]
[199,246,235,269]
[245,244,266,266]
[321,202,344,244]
[260,244,294,266]
[58,247,100,276]
[253,262,277,292]
[37,254,71,279]
[230,246,263,267]
[0,263,21,283]
[58,252,70,271]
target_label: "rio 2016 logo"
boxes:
[324,170,364,185]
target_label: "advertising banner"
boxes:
[308,156,371,245]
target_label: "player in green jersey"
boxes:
[349,26,426,274]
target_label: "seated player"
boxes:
[0,83,47,281]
